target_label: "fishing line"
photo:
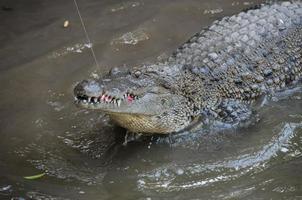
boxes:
[73,0,100,68]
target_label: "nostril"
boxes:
[74,79,103,98]
[109,67,121,76]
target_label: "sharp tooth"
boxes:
[88,97,91,102]
[93,98,97,103]
[117,99,121,107]
[106,96,112,102]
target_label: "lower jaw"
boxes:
[108,113,173,134]
[76,102,182,134]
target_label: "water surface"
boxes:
[0,0,302,199]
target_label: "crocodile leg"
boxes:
[215,99,259,128]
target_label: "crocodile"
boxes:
[74,2,302,134]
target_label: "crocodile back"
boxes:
[168,2,302,101]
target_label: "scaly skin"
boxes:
[74,2,302,134]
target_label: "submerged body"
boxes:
[74,2,302,134]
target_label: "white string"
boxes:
[73,0,99,68]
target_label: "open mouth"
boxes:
[75,92,139,107]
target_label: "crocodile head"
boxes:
[74,67,192,134]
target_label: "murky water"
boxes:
[1,0,302,199]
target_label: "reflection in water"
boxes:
[0,0,301,199]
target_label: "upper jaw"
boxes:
[73,76,172,114]
[74,90,139,109]
[73,78,141,109]
[74,84,175,116]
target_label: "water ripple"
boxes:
[138,122,302,192]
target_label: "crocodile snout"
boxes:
[74,79,103,99]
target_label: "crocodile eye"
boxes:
[133,70,141,78]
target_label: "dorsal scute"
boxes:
[168,1,301,71]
